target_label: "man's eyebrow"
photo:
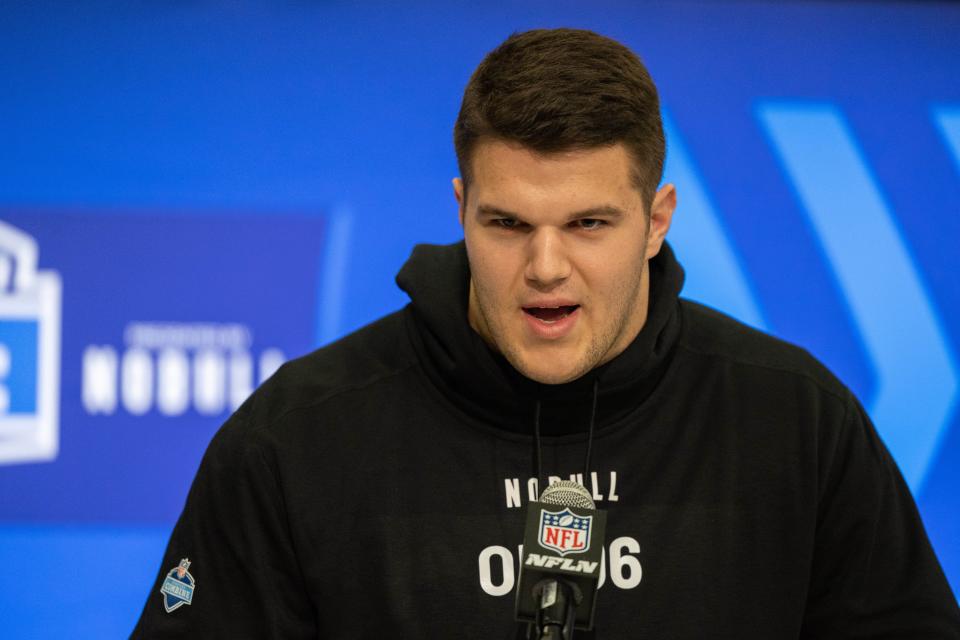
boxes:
[476,204,520,218]
[475,204,625,220]
[565,206,624,221]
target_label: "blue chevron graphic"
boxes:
[662,114,767,330]
[934,107,960,174]
[757,103,959,494]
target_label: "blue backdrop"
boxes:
[0,1,958,636]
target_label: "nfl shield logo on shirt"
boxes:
[160,558,196,613]
[539,508,592,556]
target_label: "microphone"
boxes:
[515,480,607,640]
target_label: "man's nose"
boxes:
[524,228,571,287]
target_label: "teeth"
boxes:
[523,305,577,324]
[538,312,570,324]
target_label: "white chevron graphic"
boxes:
[758,102,959,494]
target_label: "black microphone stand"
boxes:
[531,578,582,640]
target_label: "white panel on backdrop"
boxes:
[0,221,61,465]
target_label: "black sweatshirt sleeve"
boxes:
[801,393,960,638]
[130,408,316,638]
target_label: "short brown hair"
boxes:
[454,28,666,208]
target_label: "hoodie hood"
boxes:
[396,241,685,436]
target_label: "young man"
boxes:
[133,29,960,638]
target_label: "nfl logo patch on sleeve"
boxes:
[160,558,196,613]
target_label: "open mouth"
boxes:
[522,305,580,324]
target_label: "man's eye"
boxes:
[494,218,522,229]
[576,219,606,230]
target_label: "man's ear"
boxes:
[646,183,677,259]
[453,178,465,226]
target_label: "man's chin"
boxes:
[512,356,587,385]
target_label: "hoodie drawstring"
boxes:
[583,379,599,479]
[533,379,600,490]
[533,399,543,489]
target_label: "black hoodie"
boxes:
[133,242,960,639]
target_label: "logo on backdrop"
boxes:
[539,508,592,556]
[0,213,323,520]
[0,221,61,465]
[160,558,196,613]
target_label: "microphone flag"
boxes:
[515,500,608,630]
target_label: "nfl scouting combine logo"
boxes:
[160,558,196,613]
[539,508,592,556]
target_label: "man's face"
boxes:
[455,140,676,385]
